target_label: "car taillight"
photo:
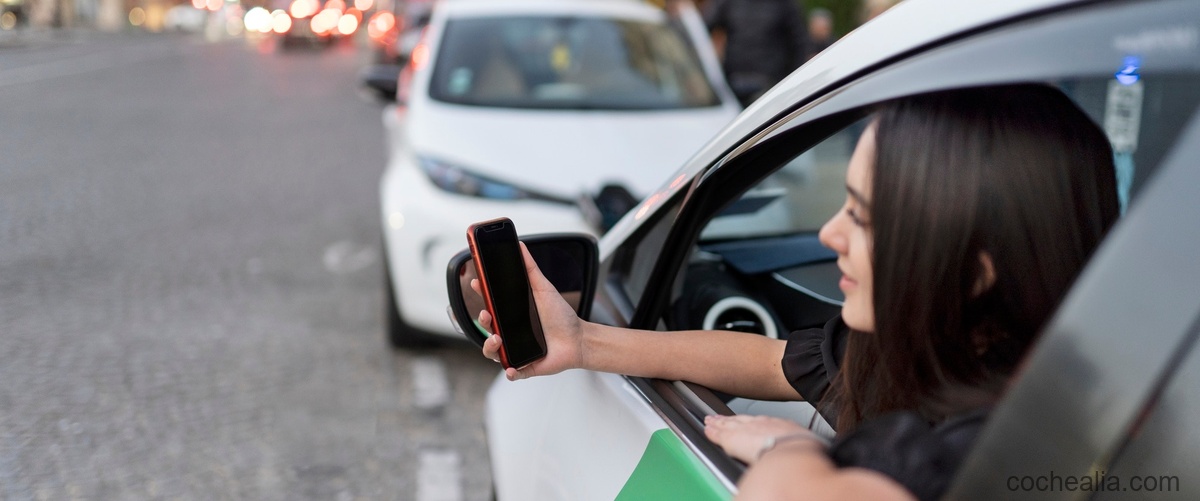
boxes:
[410,42,429,71]
[289,0,317,19]
[272,10,291,33]
[311,8,339,34]
[367,11,394,41]
[337,13,358,35]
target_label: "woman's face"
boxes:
[819,126,876,332]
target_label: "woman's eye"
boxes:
[846,208,868,227]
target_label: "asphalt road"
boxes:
[0,29,497,500]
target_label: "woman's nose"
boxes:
[818,214,846,254]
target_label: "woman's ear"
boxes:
[972,252,997,297]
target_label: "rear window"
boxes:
[428,16,720,110]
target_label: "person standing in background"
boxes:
[862,0,899,22]
[806,8,835,60]
[704,0,807,107]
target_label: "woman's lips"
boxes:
[839,274,856,291]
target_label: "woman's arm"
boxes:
[704,415,915,501]
[476,243,803,401]
[738,444,915,501]
[580,323,799,401]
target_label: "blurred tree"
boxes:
[800,0,860,37]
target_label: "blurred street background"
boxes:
[0,0,888,498]
[0,31,499,500]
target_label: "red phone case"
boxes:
[466,218,515,368]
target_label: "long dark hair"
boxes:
[832,84,1120,430]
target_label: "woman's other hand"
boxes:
[704,414,821,465]
[476,242,586,381]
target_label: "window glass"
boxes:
[700,121,864,243]
[429,16,719,110]
[618,202,679,307]
[674,71,1200,337]
[702,70,1200,244]
[1058,73,1200,212]
[669,123,860,336]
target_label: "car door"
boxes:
[582,0,1200,497]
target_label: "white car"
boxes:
[164,5,208,32]
[444,0,1200,498]
[378,0,740,346]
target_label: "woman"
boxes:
[477,84,1119,500]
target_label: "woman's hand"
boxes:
[476,242,586,381]
[704,415,822,465]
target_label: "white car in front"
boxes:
[379,0,740,346]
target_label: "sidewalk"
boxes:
[0,26,169,51]
[0,26,77,50]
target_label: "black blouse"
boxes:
[781,316,848,426]
[779,316,989,501]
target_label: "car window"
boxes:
[1059,73,1200,212]
[429,16,719,110]
[699,122,864,243]
[613,198,680,310]
[670,68,1200,337]
[669,121,861,336]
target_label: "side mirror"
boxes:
[360,63,402,101]
[446,233,599,347]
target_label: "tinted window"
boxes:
[1060,73,1200,212]
[429,16,719,110]
[700,120,865,242]
[618,201,679,307]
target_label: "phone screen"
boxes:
[471,219,546,368]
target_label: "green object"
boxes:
[616,429,732,501]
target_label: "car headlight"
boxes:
[417,155,572,204]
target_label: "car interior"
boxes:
[660,122,862,438]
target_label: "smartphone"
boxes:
[466,217,547,369]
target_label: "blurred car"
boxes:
[361,2,433,99]
[366,1,432,65]
[442,0,1200,498]
[377,0,740,347]
[276,0,358,48]
[164,4,208,32]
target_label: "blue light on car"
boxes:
[416,155,568,203]
[417,155,519,199]
[1115,56,1140,86]
[478,182,522,200]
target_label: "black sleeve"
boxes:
[827,409,990,501]
[781,316,847,423]
[781,0,809,68]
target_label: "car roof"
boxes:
[437,0,668,21]
[602,0,1091,250]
